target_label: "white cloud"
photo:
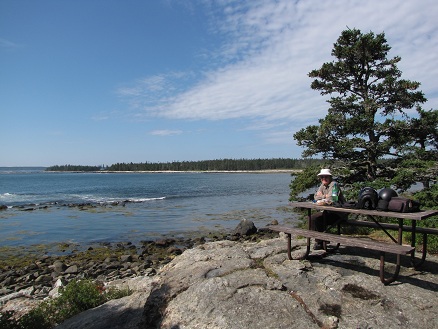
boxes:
[149,129,183,136]
[119,0,438,141]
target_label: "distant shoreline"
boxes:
[47,169,302,174]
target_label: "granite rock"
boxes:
[53,236,438,329]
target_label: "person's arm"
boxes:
[314,185,325,200]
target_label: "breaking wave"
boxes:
[1,193,166,208]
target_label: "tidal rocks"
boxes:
[1,224,276,294]
[0,221,279,320]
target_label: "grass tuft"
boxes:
[0,279,132,329]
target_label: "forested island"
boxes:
[45,158,324,172]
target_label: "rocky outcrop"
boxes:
[233,218,258,236]
[53,234,438,329]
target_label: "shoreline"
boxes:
[0,227,279,298]
[43,169,301,174]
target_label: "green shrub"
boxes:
[0,279,132,329]
[56,280,105,319]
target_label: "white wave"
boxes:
[0,192,167,207]
[72,195,166,204]
[1,192,18,200]
[129,197,166,202]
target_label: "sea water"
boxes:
[0,169,298,247]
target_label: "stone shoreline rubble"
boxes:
[2,219,438,329]
[0,219,272,318]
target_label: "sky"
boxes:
[1,0,437,167]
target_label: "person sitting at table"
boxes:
[312,168,346,250]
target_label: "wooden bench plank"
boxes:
[269,225,415,255]
[278,203,438,285]
[269,224,416,284]
[339,220,437,269]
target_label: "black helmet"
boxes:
[378,188,398,201]
[357,187,378,210]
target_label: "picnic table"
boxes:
[269,202,438,285]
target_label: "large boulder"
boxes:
[53,236,438,329]
[146,237,438,329]
[233,218,258,236]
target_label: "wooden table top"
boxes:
[288,201,438,221]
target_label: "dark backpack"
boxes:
[376,199,390,211]
[387,197,421,213]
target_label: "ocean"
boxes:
[0,168,298,248]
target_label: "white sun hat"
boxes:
[317,168,332,176]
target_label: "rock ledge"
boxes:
[54,235,438,329]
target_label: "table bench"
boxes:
[341,219,438,268]
[270,202,438,285]
[269,225,415,285]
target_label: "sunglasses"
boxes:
[320,175,331,179]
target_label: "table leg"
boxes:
[411,220,417,249]
[305,208,311,256]
[287,233,292,260]
[380,252,401,285]
[377,219,404,284]
[410,220,427,268]
[322,211,327,250]
[285,209,312,260]
[410,220,417,266]
[397,218,403,245]
[397,219,404,267]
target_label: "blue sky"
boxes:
[1,0,437,167]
